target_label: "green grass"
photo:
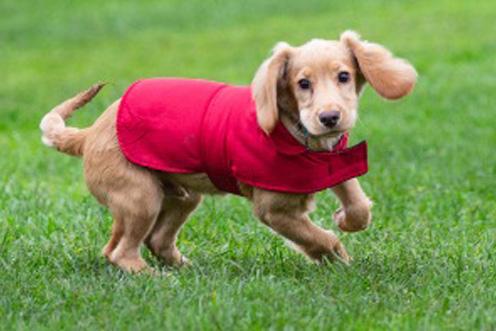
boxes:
[1,0,495,329]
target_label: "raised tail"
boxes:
[40,83,106,156]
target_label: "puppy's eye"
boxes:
[298,79,311,90]
[338,71,350,83]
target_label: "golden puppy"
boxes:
[40,31,416,273]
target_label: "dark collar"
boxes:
[269,121,347,156]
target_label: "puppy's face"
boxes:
[252,31,417,137]
[286,40,359,136]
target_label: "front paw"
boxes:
[333,201,372,232]
[299,230,352,265]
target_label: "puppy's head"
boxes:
[252,31,417,136]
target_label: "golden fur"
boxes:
[40,31,416,273]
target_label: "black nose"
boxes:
[319,111,341,128]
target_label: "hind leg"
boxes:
[95,167,163,273]
[107,203,161,273]
[83,103,165,273]
[102,217,124,259]
[146,192,202,267]
[97,171,163,273]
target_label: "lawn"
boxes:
[1,0,495,329]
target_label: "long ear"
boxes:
[252,42,293,134]
[340,31,417,100]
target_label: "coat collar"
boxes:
[269,121,348,156]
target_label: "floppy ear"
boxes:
[340,30,417,100]
[252,42,293,134]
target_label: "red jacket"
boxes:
[116,78,368,195]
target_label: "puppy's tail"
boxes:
[40,83,106,157]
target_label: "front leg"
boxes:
[251,188,350,264]
[331,178,372,232]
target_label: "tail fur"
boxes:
[40,83,106,156]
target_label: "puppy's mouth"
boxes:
[296,121,344,138]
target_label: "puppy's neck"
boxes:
[279,113,342,152]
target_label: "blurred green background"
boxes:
[1,0,495,330]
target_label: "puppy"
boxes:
[40,31,416,273]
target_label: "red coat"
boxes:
[116,78,368,195]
